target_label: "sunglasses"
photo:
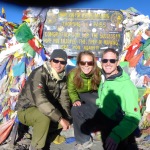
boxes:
[52,58,67,65]
[101,59,118,63]
[80,61,94,66]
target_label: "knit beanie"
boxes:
[50,49,67,62]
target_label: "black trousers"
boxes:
[71,92,138,150]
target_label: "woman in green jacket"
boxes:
[67,51,101,149]
[67,51,101,106]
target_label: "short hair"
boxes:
[102,48,119,60]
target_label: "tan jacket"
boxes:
[15,61,71,122]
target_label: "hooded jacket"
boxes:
[96,66,141,143]
[15,61,71,122]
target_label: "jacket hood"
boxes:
[102,66,130,82]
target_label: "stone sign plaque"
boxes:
[43,8,124,57]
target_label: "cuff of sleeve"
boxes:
[50,109,62,122]
[58,116,63,123]
[73,100,80,103]
[109,132,121,144]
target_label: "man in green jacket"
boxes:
[15,49,71,150]
[95,48,141,149]
[72,48,141,150]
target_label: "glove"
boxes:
[105,137,118,150]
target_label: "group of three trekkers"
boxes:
[15,48,141,150]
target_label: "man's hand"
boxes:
[105,137,118,150]
[59,118,70,130]
[73,101,81,106]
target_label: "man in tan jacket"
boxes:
[15,49,71,150]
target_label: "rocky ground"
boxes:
[0,126,104,150]
[0,125,150,150]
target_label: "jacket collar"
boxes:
[80,71,93,79]
[102,66,123,80]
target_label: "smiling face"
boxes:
[50,57,66,73]
[101,51,119,78]
[79,54,94,75]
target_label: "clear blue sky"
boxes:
[0,0,150,24]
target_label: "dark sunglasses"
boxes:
[80,61,94,66]
[52,58,67,65]
[101,59,118,63]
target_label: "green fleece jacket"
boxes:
[96,66,141,144]
[67,68,97,103]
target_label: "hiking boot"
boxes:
[74,144,85,150]
[91,131,101,141]
[60,124,74,138]
[74,138,93,150]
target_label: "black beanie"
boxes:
[50,49,67,62]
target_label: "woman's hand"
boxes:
[73,100,82,106]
